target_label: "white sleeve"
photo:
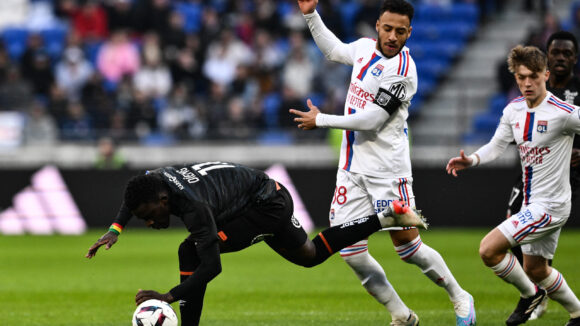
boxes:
[473,114,513,165]
[315,105,390,131]
[303,10,354,65]
[563,108,580,134]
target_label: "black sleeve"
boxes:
[373,87,402,115]
[169,205,222,300]
[112,201,133,228]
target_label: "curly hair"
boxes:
[547,30,578,53]
[507,45,547,74]
[124,173,167,210]
[380,0,414,22]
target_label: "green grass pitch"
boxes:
[1,228,578,325]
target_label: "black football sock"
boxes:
[179,274,205,326]
[178,240,204,326]
[310,214,381,265]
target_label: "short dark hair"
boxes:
[507,45,547,74]
[546,30,578,53]
[124,173,167,210]
[380,0,414,22]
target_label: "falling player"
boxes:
[86,162,426,326]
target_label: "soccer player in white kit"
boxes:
[290,1,475,325]
[447,45,580,326]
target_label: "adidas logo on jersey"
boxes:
[0,166,86,235]
[357,57,363,63]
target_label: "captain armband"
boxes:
[109,223,123,235]
[373,87,402,115]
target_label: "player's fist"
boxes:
[297,0,318,15]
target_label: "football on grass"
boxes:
[132,299,178,326]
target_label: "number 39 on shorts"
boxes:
[333,186,347,205]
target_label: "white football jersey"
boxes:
[483,92,580,206]
[337,38,417,178]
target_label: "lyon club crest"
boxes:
[537,120,548,133]
[371,64,384,77]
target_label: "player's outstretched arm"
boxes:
[85,231,119,258]
[297,0,318,15]
[289,99,320,130]
[446,149,476,177]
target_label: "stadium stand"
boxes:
[463,0,578,144]
[0,0,480,149]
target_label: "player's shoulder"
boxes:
[351,37,376,51]
[505,96,526,110]
[546,93,577,114]
[501,96,526,118]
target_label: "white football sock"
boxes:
[490,252,536,297]
[342,245,410,320]
[538,268,580,318]
[395,236,465,301]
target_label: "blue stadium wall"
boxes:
[2,167,579,228]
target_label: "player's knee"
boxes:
[478,241,496,266]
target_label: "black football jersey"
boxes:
[114,162,277,230]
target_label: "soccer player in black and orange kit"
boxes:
[504,31,580,321]
[86,162,426,326]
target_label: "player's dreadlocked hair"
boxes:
[380,0,414,22]
[507,45,547,74]
[546,30,578,53]
[124,173,167,210]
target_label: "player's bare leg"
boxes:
[391,228,476,326]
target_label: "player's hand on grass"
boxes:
[136,289,175,305]
[289,99,319,130]
[85,231,118,259]
[296,0,318,15]
[571,149,580,167]
[446,149,473,177]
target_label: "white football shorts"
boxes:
[328,169,415,229]
[498,201,570,259]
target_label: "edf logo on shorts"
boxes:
[375,199,394,213]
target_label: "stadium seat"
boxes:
[462,131,494,145]
[262,92,282,128]
[472,112,501,133]
[84,41,103,66]
[175,2,202,33]
[488,93,508,115]
[1,28,29,60]
[339,1,360,39]
[40,27,67,60]
[451,3,480,24]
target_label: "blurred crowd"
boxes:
[497,0,580,98]
[0,0,358,146]
[0,0,484,147]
